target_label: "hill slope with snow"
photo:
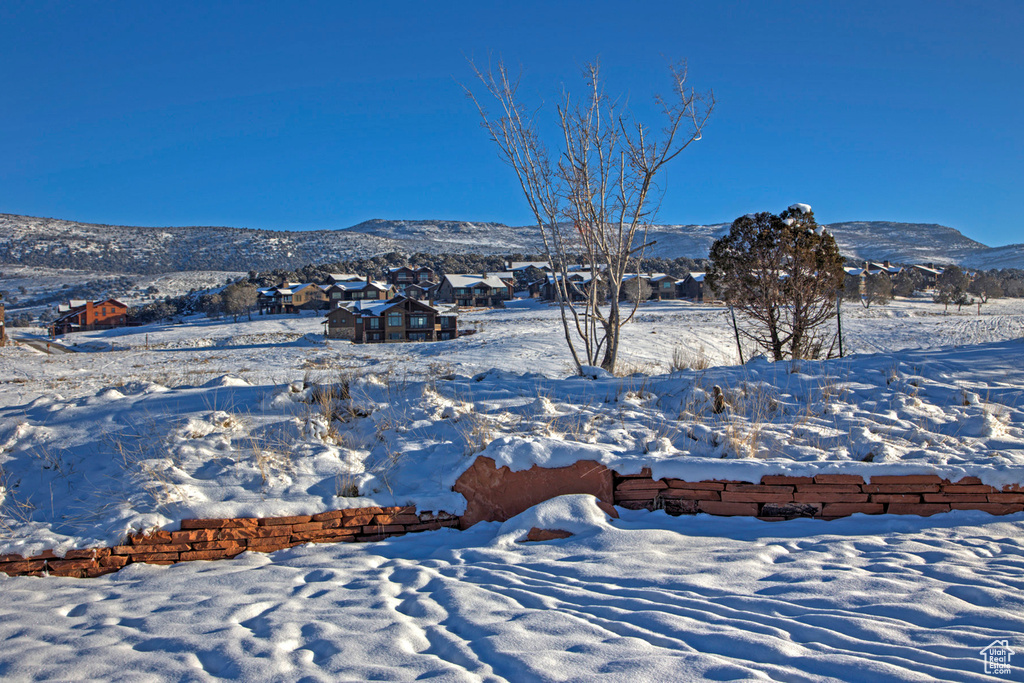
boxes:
[2,212,1021,273]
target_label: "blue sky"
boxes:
[1,1,1021,246]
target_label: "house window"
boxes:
[409,332,427,341]
[419,272,430,281]
[455,287,469,295]
[662,281,672,289]
[409,315,428,329]
[367,318,381,329]
[332,292,341,299]
[387,313,403,327]
[389,332,403,340]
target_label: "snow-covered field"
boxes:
[1,497,1023,681]
[2,296,1023,681]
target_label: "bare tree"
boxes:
[706,206,845,361]
[467,59,713,373]
[863,271,893,308]
[622,277,653,305]
[222,283,257,322]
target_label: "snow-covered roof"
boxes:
[508,261,551,271]
[327,273,363,282]
[332,296,455,318]
[331,280,390,291]
[444,274,509,289]
[290,283,321,294]
[682,272,706,282]
[912,265,943,275]
[388,266,432,273]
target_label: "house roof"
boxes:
[328,295,456,319]
[290,283,322,294]
[327,273,364,282]
[444,274,509,289]
[508,261,551,271]
[330,280,390,291]
[684,272,706,282]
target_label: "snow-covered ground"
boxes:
[1,296,1023,680]
[1,496,1022,681]
[1,297,1023,556]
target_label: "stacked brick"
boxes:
[613,471,1024,520]
[0,506,459,579]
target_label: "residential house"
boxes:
[403,281,440,301]
[649,274,679,300]
[323,296,458,343]
[386,266,437,290]
[323,278,395,308]
[530,271,600,302]
[910,264,944,287]
[257,282,326,315]
[436,274,514,307]
[677,272,711,302]
[291,283,328,310]
[50,299,129,336]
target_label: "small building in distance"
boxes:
[323,295,458,343]
[50,299,129,336]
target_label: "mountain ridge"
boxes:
[1,212,1020,274]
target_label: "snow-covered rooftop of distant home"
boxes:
[327,273,363,282]
[509,261,551,271]
[330,280,390,291]
[684,271,706,282]
[443,274,509,288]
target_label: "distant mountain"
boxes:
[1,213,1021,274]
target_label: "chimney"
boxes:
[366,275,372,285]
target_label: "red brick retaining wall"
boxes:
[3,464,1023,579]
[613,470,1024,520]
[0,506,459,579]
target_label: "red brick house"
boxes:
[50,299,128,336]
[323,296,458,343]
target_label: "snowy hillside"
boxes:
[2,212,1022,273]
